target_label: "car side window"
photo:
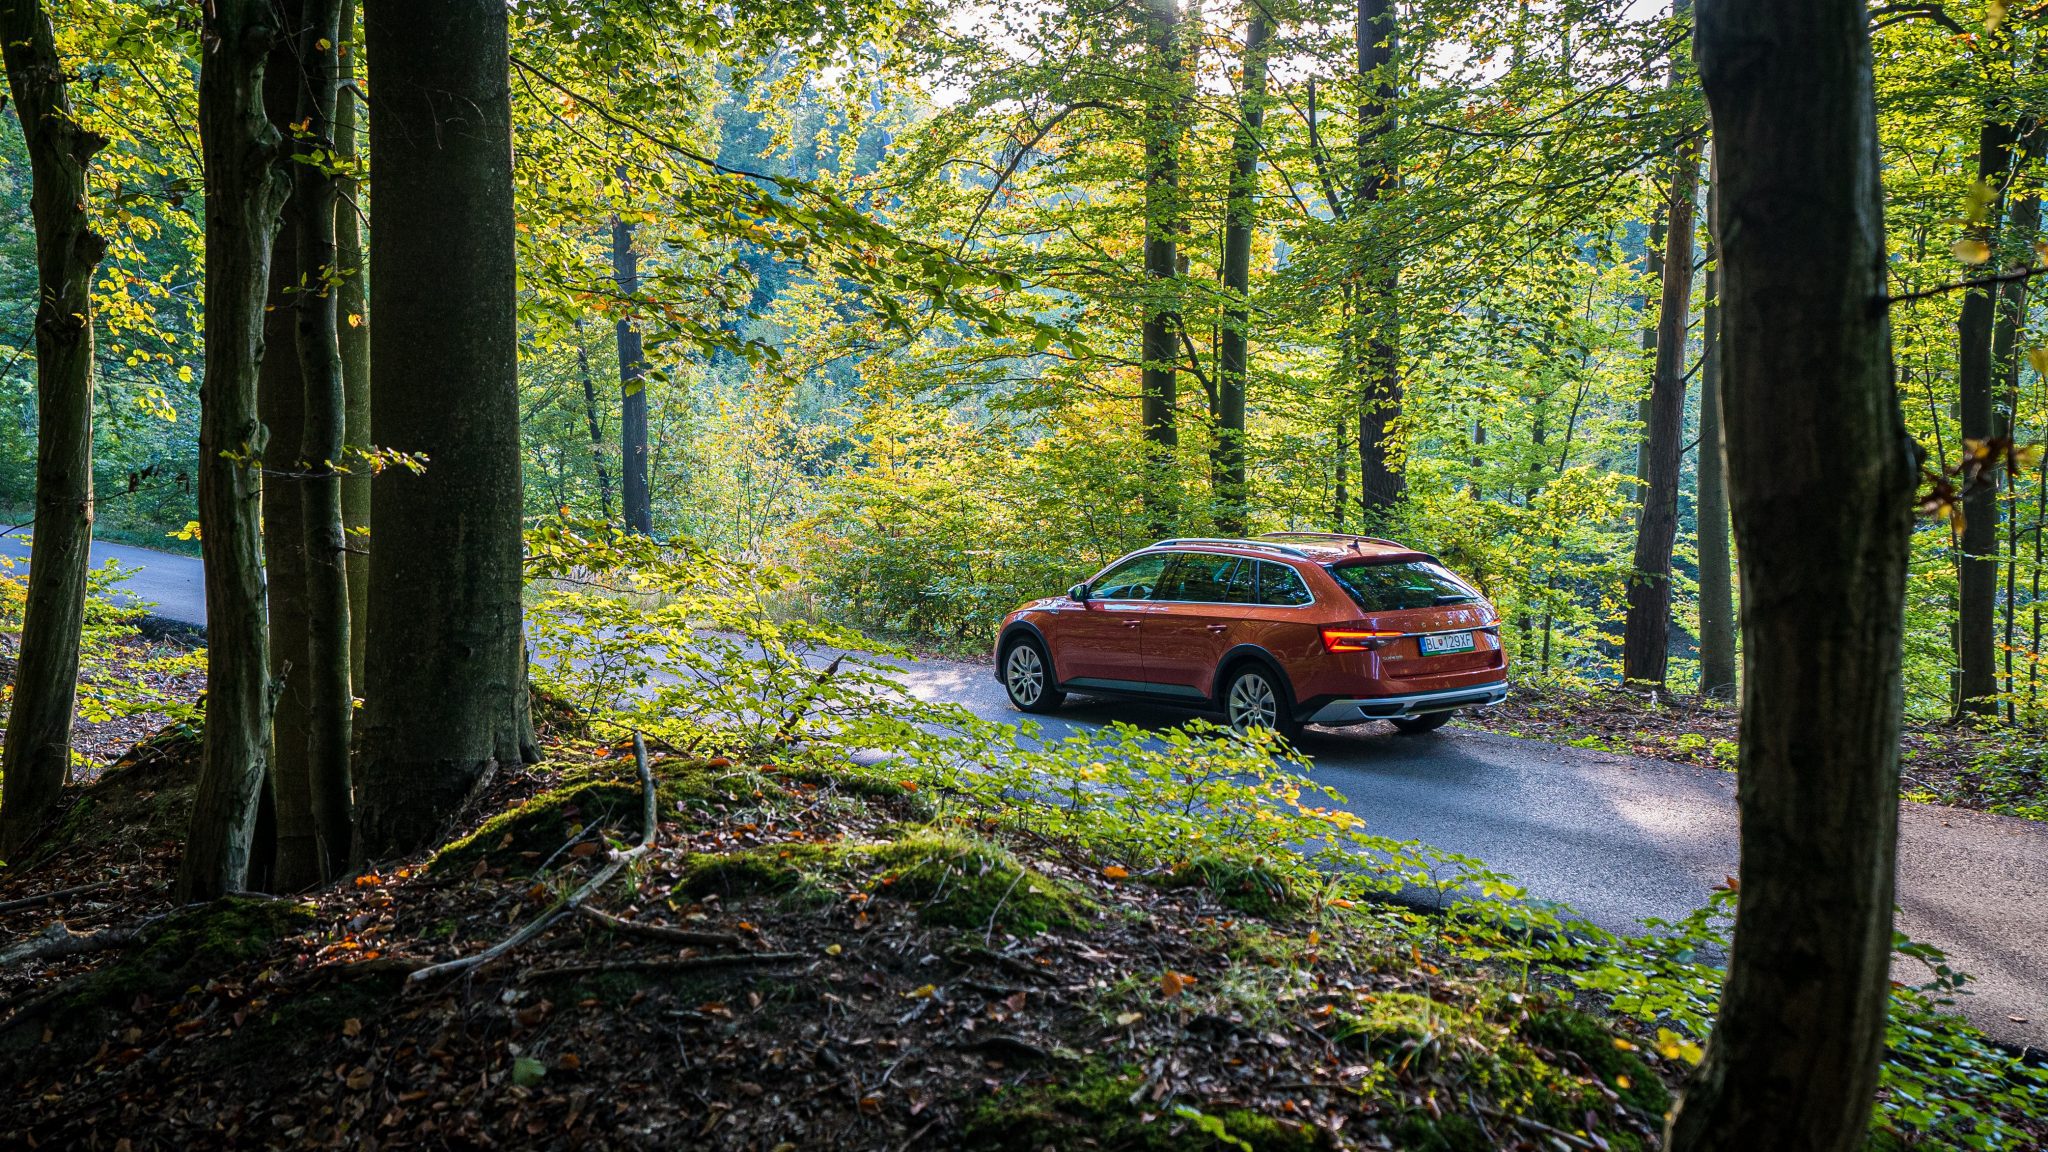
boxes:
[1224,558,1257,603]
[1256,560,1313,606]
[1159,553,1240,602]
[1091,553,1171,601]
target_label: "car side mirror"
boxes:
[1068,582,1090,603]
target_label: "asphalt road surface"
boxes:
[26,539,2047,1050]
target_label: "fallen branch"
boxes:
[525,952,805,980]
[0,880,116,915]
[573,904,743,949]
[408,732,659,986]
[0,919,144,966]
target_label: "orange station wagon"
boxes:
[993,533,1508,739]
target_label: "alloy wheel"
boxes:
[1005,644,1045,706]
[1227,671,1279,732]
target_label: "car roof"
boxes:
[1146,534,1430,564]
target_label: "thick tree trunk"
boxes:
[180,0,292,902]
[0,0,106,858]
[1696,169,1736,697]
[1138,0,1184,531]
[259,237,315,891]
[1213,11,1269,536]
[612,200,652,535]
[336,0,369,696]
[575,320,615,522]
[292,0,354,879]
[1957,119,2015,718]
[354,0,533,861]
[1622,5,1701,686]
[1667,3,1917,1149]
[1353,0,1402,518]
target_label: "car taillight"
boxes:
[1322,627,1403,652]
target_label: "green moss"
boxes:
[960,1062,1322,1151]
[70,896,316,1011]
[1392,1112,1491,1152]
[673,843,838,905]
[1159,853,1302,918]
[1518,1008,1671,1115]
[430,758,744,875]
[865,832,1092,935]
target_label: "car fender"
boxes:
[996,620,1056,682]
[1214,644,1296,712]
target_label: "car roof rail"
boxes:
[1257,531,1407,550]
[1150,537,1313,559]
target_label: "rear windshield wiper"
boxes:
[1433,593,1477,605]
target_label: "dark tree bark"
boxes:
[259,224,315,890]
[612,184,652,535]
[1623,1,1701,686]
[1957,118,2016,718]
[180,0,292,902]
[1992,132,2039,718]
[1353,0,1402,517]
[575,320,615,522]
[1696,167,1736,697]
[1138,0,1185,530]
[337,0,370,696]
[1667,2,1917,1149]
[1213,10,1269,536]
[0,0,107,858]
[291,0,354,879]
[354,0,534,861]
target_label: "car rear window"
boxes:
[1255,560,1313,606]
[1328,559,1477,611]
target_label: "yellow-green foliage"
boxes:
[961,1061,1324,1152]
[430,757,740,875]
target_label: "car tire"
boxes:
[1390,711,1452,735]
[1001,636,1066,714]
[1222,663,1301,741]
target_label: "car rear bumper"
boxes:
[1300,680,1508,725]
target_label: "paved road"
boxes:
[0,533,206,627]
[19,540,2046,1049]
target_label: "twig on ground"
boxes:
[525,952,806,980]
[0,918,146,966]
[0,880,116,915]
[573,904,744,949]
[408,732,659,986]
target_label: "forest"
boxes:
[0,0,2044,1149]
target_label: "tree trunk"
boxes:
[0,0,107,859]
[1139,0,1184,530]
[1993,132,2039,719]
[1667,3,1916,1149]
[337,0,369,696]
[292,0,354,880]
[1957,118,2015,718]
[1635,216,1665,489]
[354,0,533,862]
[613,194,652,535]
[1622,4,1701,686]
[1696,161,1736,698]
[259,221,314,892]
[1354,0,1402,518]
[179,0,292,902]
[575,320,615,522]
[1213,10,1269,537]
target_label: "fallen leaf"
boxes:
[1115,1011,1142,1026]
[1102,865,1129,880]
[341,1018,362,1038]
[1161,971,1196,999]
[511,1057,547,1087]
[344,1067,373,1091]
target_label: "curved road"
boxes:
[28,539,2046,1050]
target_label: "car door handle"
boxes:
[1121,619,1141,629]
[1205,624,1228,633]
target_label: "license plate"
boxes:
[1419,631,1475,655]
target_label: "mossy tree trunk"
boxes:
[0,0,107,859]
[612,190,652,536]
[353,0,534,862]
[1353,0,1402,519]
[336,0,370,698]
[1138,0,1184,533]
[1668,2,1917,1148]
[1957,117,2015,718]
[1695,166,1736,698]
[179,0,292,902]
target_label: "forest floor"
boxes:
[1463,683,2047,822]
[0,710,1709,1152]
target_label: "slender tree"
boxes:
[1213,7,1270,535]
[1696,164,1735,697]
[1957,117,2016,717]
[1138,0,1185,529]
[1353,0,1402,516]
[354,0,535,860]
[292,0,354,878]
[575,320,616,522]
[1992,130,2040,718]
[0,0,107,857]
[1668,1,1917,1147]
[180,0,293,901]
[337,0,370,692]
[1622,0,1702,686]
[613,183,652,534]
